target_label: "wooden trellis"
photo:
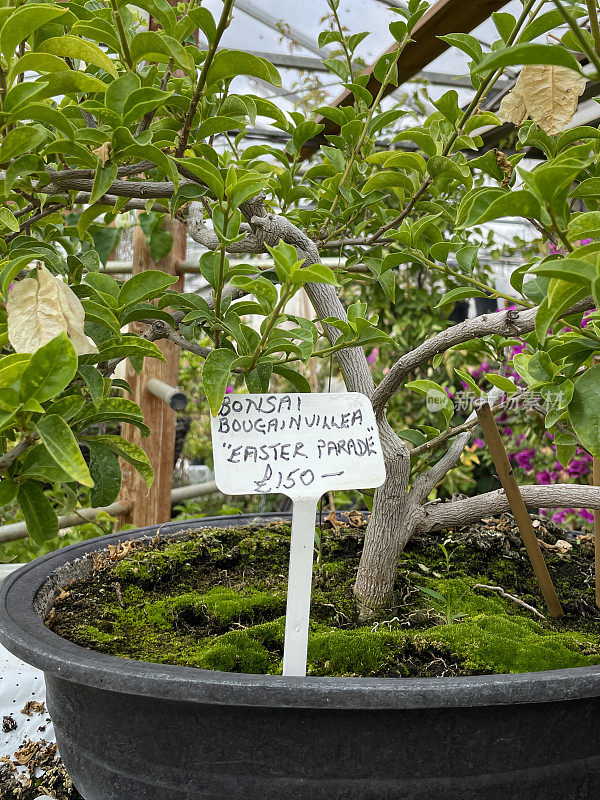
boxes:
[117,217,186,528]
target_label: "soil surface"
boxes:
[46,513,600,678]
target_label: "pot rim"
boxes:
[1,512,600,711]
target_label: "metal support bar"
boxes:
[146,378,188,411]
[0,501,132,544]
[0,482,220,544]
[235,0,329,58]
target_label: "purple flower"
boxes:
[366,347,379,365]
[566,459,591,478]
[510,448,536,472]
[225,385,234,394]
[502,427,514,437]
[579,509,594,523]
[536,470,553,485]
[472,438,485,449]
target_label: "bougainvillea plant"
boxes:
[3,0,600,614]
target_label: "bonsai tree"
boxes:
[3,0,600,615]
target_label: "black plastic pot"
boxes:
[2,513,600,800]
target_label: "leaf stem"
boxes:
[587,0,600,56]
[175,0,235,157]
[110,0,134,69]
[553,0,600,75]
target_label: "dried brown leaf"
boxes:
[93,142,111,167]
[499,64,586,136]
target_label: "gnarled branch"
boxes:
[423,484,600,531]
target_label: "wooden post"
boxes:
[476,402,564,619]
[117,217,186,528]
[593,457,600,611]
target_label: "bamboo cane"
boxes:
[594,458,600,610]
[476,402,564,618]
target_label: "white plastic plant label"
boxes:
[211,392,386,677]
[211,392,386,499]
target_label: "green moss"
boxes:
[49,519,600,678]
[423,615,600,673]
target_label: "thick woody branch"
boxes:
[372,297,596,417]
[44,177,179,199]
[424,484,600,531]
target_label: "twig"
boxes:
[0,435,37,473]
[473,584,545,619]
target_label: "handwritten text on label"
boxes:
[211,392,386,499]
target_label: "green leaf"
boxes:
[90,163,118,205]
[130,31,192,73]
[0,207,19,232]
[362,170,413,194]
[19,445,74,483]
[17,481,58,544]
[78,365,104,405]
[291,264,338,286]
[438,33,482,63]
[202,349,238,415]
[196,116,241,140]
[0,354,31,389]
[92,434,153,490]
[520,8,584,43]
[88,441,121,506]
[20,333,78,403]
[246,362,273,393]
[570,366,600,457]
[206,50,281,87]
[7,103,74,140]
[105,72,141,115]
[175,157,224,198]
[0,4,67,58]
[36,35,118,77]
[458,189,543,228]
[455,368,481,396]
[187,7,216,41]
[36,415,94,488]
[554,432,578,467]
[90,337,166,363]
[0,126,45,163]
[530,258,596,287]
[0,479,18,506]
[45,395,86,421]
[33,71,108,99]
[435,287,486,307]
[475,43,582,75]
[121,88,174,127]
[118,270,178,307]
[485,374,518,394]
[272,364,311,392]
[81,300,121,336]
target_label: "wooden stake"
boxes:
[117,217,186,528]
[476,402,564,618]
[594,458,600,611]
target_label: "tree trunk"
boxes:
[353,420,416,615]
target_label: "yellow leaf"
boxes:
[7,265,98,355]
